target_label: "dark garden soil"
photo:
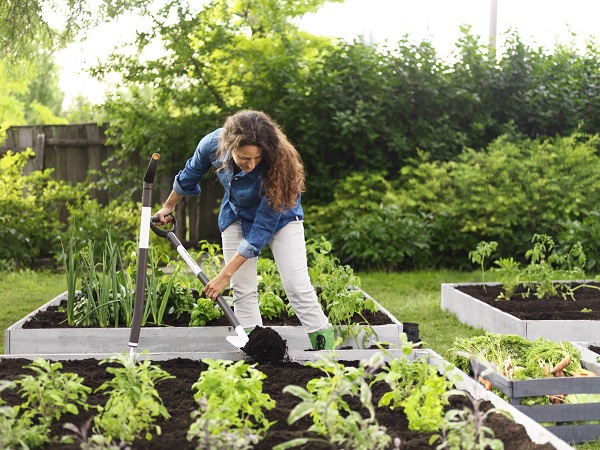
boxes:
[0,357,557,450]
[22,298,393,329]
[457,282,600,320]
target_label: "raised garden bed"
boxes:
[441,282,600,342]
[0,349,571,449]
[471,354,600,444]
[4,290,403,355]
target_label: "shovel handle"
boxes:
[150,214,176,238]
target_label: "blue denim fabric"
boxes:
[173,128,304,258]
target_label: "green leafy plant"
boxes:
[188,359,275,449]
[197,240,224,281]
[319,264,378,348]
[257,257,285,297]
[63,417,132,450]
[431,392,507,450]
[373,341,454,432]
[275,351,391,450]
[93,352,173,443]
[16,358,91,423]
[0,379,51,449]
[468,241,498,291]
[190,297,223,326]
[491,234,589,300]
[258,291,287,320]
[305,236,339,287]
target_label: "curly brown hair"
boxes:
[216,110,305,212]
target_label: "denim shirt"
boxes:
[173,128,304,258]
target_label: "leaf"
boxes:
[287,402,314,424]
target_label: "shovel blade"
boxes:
[226,325,250,349]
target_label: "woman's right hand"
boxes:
[154,206,175,225]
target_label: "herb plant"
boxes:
[258,291,287,320]
[431,392,507,450]
[275,351,391,450]
[16,358,92,423]
[93,352,173,443]
[0,379,50,449]
[373,342,454,432]
[190,297,223,326]
[188,359,275,449]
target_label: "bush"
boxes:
[339,207,433,271]
[396,132,600,268]
[0,150,77,266]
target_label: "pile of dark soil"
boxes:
[242,326,288,364]
[0,357,555,450]
[457,282,600,320]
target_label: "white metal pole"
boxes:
[489,0,498,49]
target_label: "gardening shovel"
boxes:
[150,214,249,350]
[128,153,160,359]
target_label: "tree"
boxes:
[0,0,155,58]
[97,0,344,197]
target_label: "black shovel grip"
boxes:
[150,214,176,238]
[143,153,160,183]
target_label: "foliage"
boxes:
[0,149,78,266]
[197,240,225,281]
[275,351,391,450]
[0,359,91,449]
[190,297,223,327]
[469,241,498,289]
[72,236,134,327]
[396,132,600,268]
[478,235,588,300]
[257,257,285,297]
[16,358,91,422]
[258,291,287,320]
[94,352,173,443]
[431,393,506,450]
[558,211,600,271]
[188,358,275,449]
[373,341,454,432]
[60,197,141,263]
[446,333,583,384]
[0,0,155,58]
[338,207,433,270]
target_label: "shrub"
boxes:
[396,132,600,268]
[0,149,77,266]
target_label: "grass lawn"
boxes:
[0,270,67,354]
[1,268,599,449]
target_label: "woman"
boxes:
[155,110,334,350]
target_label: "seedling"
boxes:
[469,241,498,292]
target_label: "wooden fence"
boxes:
[0,123,222,244]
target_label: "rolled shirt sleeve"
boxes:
[173,130,220,196]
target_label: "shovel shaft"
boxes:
[129,153,160,348]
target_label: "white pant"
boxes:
[222,220,330,333]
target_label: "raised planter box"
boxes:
[470,350,600,444]
[441,282,600,342]
[4,290,403,355]
[0,347,574,449]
